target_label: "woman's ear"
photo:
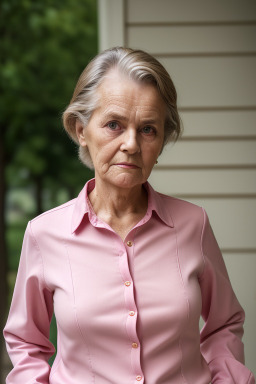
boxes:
[75,120,87,147]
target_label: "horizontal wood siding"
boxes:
[128,25,256,55]
[159,57,256,107]
[180,111,256,137]
[126,0,256,23]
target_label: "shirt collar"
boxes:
[71,178,174,234]
[145,182,174,228]
[71,179,95,234]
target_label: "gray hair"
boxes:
[63,47,182,169]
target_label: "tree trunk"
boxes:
[0,128,9,380]
[68,186,76,201]
[35,176,43,215]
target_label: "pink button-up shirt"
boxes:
[4,179,255,384]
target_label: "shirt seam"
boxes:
[198,207,207,281]
[28,221,51,292]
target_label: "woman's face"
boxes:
[76,69,166,190]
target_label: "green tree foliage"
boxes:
[1,0,96,204]
[0,0,97,375]
[0,0,97,227]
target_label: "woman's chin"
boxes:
[102,172,145,190]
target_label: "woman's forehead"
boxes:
[95,69,166,118]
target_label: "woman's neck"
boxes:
[88,179,148,240]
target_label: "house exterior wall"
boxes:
[98,0,256,374]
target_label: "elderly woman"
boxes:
[4,47,255,384]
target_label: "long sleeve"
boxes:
[3,221,55,384]
[199,209,255,384]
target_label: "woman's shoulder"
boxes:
[153,189,206,226]
[29,197,77,235]
[31,198,76,221]
[155,189,204,212]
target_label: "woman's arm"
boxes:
[199,209,255,384]
[3,222,55,384]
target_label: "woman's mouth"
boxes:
[115,163,139,169]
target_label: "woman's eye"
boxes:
[107,121,119,130]
[142,126,155,135]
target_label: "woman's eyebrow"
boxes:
[101,111,160,125]
[141,118,159,125]
[102,112,129,122]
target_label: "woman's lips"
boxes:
[115,163,139,169]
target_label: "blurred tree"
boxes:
[0,0,97,374]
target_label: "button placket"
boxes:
[126,237,144,383]
[117,236,143,382]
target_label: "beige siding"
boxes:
[159,140,256,166]
[149,169,256,196]
[98,0,256,374]
[128,25,256,54]
[180,110,256,137]
[159,57,256,107]
[126,0,256,23]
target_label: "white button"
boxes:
[129,311,135,316]
[136,375,142,381]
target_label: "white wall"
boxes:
[98,0,256,374]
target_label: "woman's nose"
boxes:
[120,128,140,154]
